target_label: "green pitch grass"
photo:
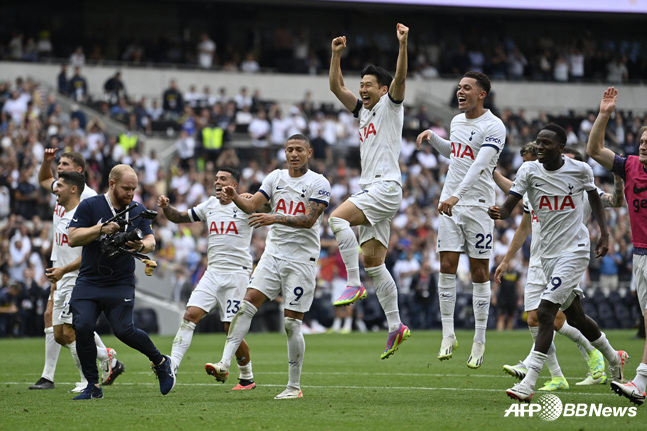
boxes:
[1,329,645,430]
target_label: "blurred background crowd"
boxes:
[1,0,645,338]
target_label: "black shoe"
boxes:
[29,377,54,390]
[101,360,125,386]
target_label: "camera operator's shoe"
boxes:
[29,377,54,390]
[152,355,176,395]
[72,384,103,400]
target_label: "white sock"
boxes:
[633,363,647,392]
[68,341,86,382]
[523,326,539,366]
[96,346,109,362]
[329,217,361,287]
[284,317,305,390]
[590,332,619,366]
[93,332,106,350]
[331,317,341,331]
[558,321,592,361]
[472,281,490,344]
[221,300,257,368]
[438,273,456,338]
[366,264,401,332]
[523,350,547,390]
[171,319,197,370]
[41,327,61,382]
[237,360,254,381]
[342,316,353,332]
[545,339,564,378]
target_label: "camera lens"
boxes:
[125,228,144,242]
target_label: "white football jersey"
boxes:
[189,197,253,273]
[511,157,595,258]
[50,182,97,263]
[357,94,403,187]
[523,184,602,268]
[258,169,331,264]
[52,205,81,290]
[441,110,506,207]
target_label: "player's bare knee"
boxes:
[362,240,386,267]
[183,307,204,323]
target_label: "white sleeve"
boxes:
[427,132,451,159]
[451,146,499,200]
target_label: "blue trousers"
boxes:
[70,285,163,385]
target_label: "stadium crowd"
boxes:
[0,60,644,337]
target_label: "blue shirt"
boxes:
[70,194,154,289]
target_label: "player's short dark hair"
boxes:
[61,151,86,172]
[217,167,240,183]
[542,123,567,146]
[286,134,310,147]
[361,64,393,90]
[563,146,583,161]
[58,171,86,194]
[463,71,491,95]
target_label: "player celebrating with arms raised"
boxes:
[587,87,647,405]
[328,23,410,359]
[416,71,505,368]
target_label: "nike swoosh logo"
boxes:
[478,250,488,254]
[277,187,285,190]
[73,218,78,222]
[289,301,299,306]
[124,298,133,302]
[634,184,647,194]
[535,183,545,187]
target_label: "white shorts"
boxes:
[437,206,494,259]
[524,265,547,312]
[52,287,73,326]
[634,254,647,312]
[349,181,402,248]
[540,252,588,310]
[249,254,316,313]
[186,269,249,322]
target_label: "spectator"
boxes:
[162,80,184,121]
[68,67,88,103]
[607,55,629,84]
[69,46,85,67]
[103,71,127,106]
[197,32,216,69]
[57,64,68,95]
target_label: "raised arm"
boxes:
[329,36,360,112]
[586,87,618,170]
[157,195,192,223]
[38,148,58,191]
[388,23,408,103]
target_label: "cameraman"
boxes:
[68,164,175,400]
